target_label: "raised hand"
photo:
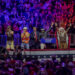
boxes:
[69,23,72,27]
[54,22,58,27]
[51,22,54,27]
[66,23,71,32]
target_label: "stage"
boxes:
[7,48,75,61]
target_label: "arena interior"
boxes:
[0,0,75,75]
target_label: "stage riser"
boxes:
[4,50,74,61]
[8,50,75,56]
[23,51,75,55]
[1,50,75,62]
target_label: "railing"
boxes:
[0,34,75,48]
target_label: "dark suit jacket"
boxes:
[30,31,40,46]
[30,31,40,41]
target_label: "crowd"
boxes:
[0,55,75,75]
[0,0,75,75]
[0,0,75,50]
[0,0,75,34]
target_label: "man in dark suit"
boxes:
[30,27,40,49]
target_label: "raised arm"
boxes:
[43,22,54,38]
[55,22,59,31]
[45,22,54,33]
[66,23,71,33]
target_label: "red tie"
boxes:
[34,32,37,41]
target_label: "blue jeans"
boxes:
[21,43,29,49]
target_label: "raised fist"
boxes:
[51,22,54,27]
[55,23,57,27]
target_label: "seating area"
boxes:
[0,0,75,75]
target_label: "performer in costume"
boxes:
[56,23,71,49]
[6,26,14,50]
[21,27,30,49]
[40,29,46,49]
[40,22,54,49]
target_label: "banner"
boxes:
[45,38,56,44]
